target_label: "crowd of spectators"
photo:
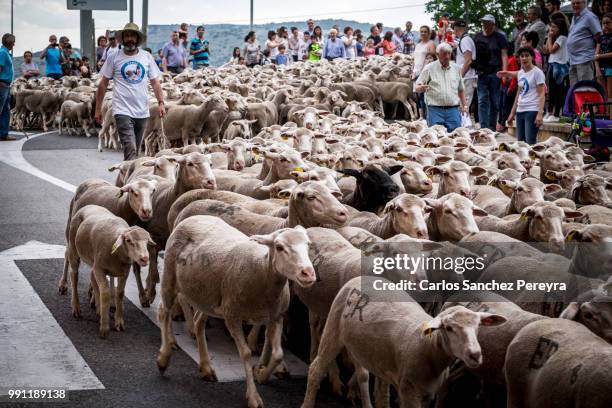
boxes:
[7,0,610,144]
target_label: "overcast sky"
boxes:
[1,0,431,55]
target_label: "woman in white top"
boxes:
[412,25,436,118]
[343,26,357,59]
[412,26,436,79]
[504,47,546,145]
[243,31,260,68]
[266,30,281,62]
[288,27,304,62]
[543,16,569,122]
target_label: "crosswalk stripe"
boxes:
[0,132,308,382]
[0,241,105,394]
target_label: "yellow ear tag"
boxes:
[520,213,529,222]
[566,231,576,242]
[422,322,433,338]
[254,153,261,162]
[294,167,304,173]
[545,173,557,181]
[281,135,289,141]
[111,243,119,254]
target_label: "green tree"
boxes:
[425,0,532,34]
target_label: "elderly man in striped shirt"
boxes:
[415,42,468,132]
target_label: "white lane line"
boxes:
[0,241,105,393]
[0,131,77,193]
[0,133,308,381]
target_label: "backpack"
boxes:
[471,35,492,74]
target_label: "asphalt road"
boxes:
[0,131,349,408]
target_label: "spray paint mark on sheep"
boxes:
[528,336,559,369]
[343,288,369,321]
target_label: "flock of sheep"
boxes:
[10,53,612,407]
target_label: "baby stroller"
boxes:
[564,80,612,161]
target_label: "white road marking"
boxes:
[0,131,77,193]
[0,132,308,381]
[0,241,105,394]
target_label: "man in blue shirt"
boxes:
[162,31,187,74]
[567,0,602,84]
[323,29,346,61]
[0,33,15,141]
[190,25,210,69]
[40,34,64,80]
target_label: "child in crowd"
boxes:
[364,38,376,58]
[381,31,396,56]
[261,49,272,65]
[276,44,289,65]
[308,42,322,61]
[596,13,612,101]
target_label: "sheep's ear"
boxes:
[148,238,157,247]
[500,179,518,190]
[544,184,562,194]
[520,206,535,221]
[582,163,597,171]
[108,163,124,172]
[562,208,584,219]
[529,150,542,160]
[258,184,273,192]
[472,206,488,217]
[545,170,559,181]
[498,142,510,152]
[559,302,580,320]
[425,166,442,177]
[423,198,441,210]
[141,160,156,167]
[435,154,453,164]
[470,166,487,177]
[422,317,442,336]
[387,165,403,176]
[301,151,311,159]
[583,154,596,163]
[250,233,276,246]
[383,201,395,214]
[337,168,362,179]
[478,312,507,326]
[277,189,292,199]
[117,185,130,198]
[111,234,124,254]
[565,228,583,242]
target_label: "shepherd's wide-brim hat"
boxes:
[116,22,146,46]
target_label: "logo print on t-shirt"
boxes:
[519,77,530,96]
[120,60,145,84]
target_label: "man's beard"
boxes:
[124,41,137,51]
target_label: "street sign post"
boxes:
[67,0,127,10]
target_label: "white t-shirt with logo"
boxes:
[517,67,546,113]
[456,34,477,80]
[100,49,161,118]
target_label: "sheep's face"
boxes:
[426,161,486,198]
[121,179,157,222]
[571,175,612,205]
[338,147,369,171]
[114,227,154,267]
[384,195,429,239]
[252,226,316,288]
[274,150,309,180]
[532,148,573,172]
[423,306,506,369]
[142,156,177,182]
[495,153,527,174]
[291,182,347,227]
[425,194,486,241]
[399,163,432,194]
[545,169,584,189]
[522,203,581,253]
[561,299,612,344]
[175,152,216,190]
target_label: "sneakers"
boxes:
[543,115,559,123]
[0,135,16,141]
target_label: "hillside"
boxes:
[12,19,391,73]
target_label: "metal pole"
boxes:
[142,0,149,46]
[250,0,253,31]
[465,0,470,26]
[80,10,94,68]
[129,0,134,23]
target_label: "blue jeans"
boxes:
[427,106,461,132]
[0,84,10,137]
[515,111,539,145]
[477,73,501,130]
